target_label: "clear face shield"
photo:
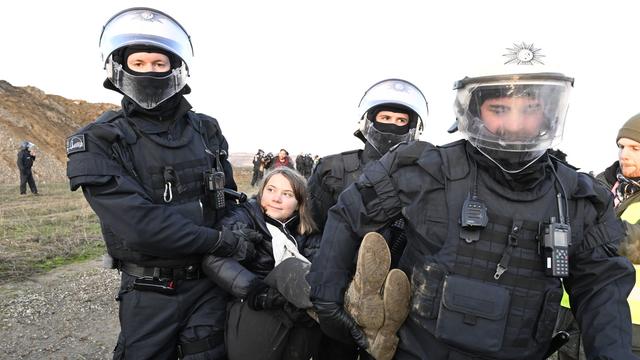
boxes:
[454,73,573,173]
[356,79,428,153]
[106,57,188,109]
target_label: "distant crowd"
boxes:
[251,148,320,186]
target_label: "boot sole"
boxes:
[368,268,411,360]
[345,232,391,330]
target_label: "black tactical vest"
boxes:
[400,140,582,359]
[321,149,407,265]
[323,150,363,198]
[89,110,230,267]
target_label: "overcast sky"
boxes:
[1,1,638,173]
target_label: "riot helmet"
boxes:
[20,140,32,150]
[355,78,428,155]
[452,43,573,173]
[99,7,194,109]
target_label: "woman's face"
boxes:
[260,173,299,221]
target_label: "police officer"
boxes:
[17,140,38,195]
[308,78,427,233]
[307,78,428,360]
[66,8,259,359]
[308,47,636,359]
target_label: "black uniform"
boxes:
[308,140,636,360]
[308,142,407,265]
[307,142,408,360]
[251,152,264,186]
[66,96,236,359]
[17,148,37,194]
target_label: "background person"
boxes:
[557,113,640,359]
[251,149,265,187]
[66,7,259,359]
[271,148,294,169]
[17,140,38,195]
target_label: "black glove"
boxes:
[210,226,263,262]
[313,300,368,349]
[246,281,287,311]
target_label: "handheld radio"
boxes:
[541,193,570,277]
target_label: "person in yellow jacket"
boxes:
[557,113,640,359]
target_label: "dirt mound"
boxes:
[0,80,118,184]
[0,80,252,185]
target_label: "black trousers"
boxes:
[19,171,37,194]
[226,299,321,360]
[251,169,263,186]
[112,272,228,360]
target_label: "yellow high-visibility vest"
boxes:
[561,201,640,324]
[621,202,640,224]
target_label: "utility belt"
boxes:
[119,262,204,295]
[120,262,204,281]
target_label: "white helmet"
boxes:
[452,42,574,173]
[356,78,428,154]
[99,7,194,109]
[20,140,34,150]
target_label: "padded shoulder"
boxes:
[316,150,362,180]
[66,111,127,190]
[188,111,222,136]
[574,171,610,215]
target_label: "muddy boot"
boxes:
[344,232,391,338]
[366,268,411,360]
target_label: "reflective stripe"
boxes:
[562,264,640,325]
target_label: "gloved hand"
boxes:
[246,281,287,311]
[209,226,263,262]
[313,300,368,349]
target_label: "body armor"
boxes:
[67,110,234,267]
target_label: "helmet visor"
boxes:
[455,74,572,153]
[107,58,188,109]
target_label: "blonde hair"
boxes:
[257,167,317,235]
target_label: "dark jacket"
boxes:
[66,96,236,266]
[203,198,321,298]
[307,142,380,230]
[309,140,636,359]
[17,149,35,173]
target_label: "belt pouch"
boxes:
[435,275,510,353]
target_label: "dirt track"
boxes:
[0,258,120,359]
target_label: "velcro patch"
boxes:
[66,134,86,155]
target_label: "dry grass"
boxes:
[0,167,255,284]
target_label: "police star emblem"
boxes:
[503,42,545,65]
[134,9,162,23]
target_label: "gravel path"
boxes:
[0,258,563,360]
[0,258,120,359]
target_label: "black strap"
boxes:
[177,333,224,358]
[120,262,202,281]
